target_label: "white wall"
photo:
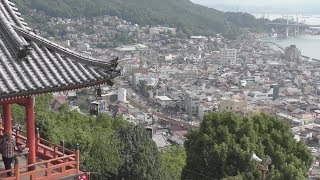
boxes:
[118,88,127,102]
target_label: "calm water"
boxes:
[268,35,320,59]
[253,14,320,59]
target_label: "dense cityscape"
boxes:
[39,13,320,178]
[0,0,319,179]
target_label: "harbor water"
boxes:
[253,14,320,59]
[268,35,320,60]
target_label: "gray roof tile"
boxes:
[0,0,119,99]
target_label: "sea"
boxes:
[252,14,320,59]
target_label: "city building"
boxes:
[284,45,301,62]
[198,102,218,119]
[50,96,68,111]
[149,27,176,35]
[185,92,200,116]
[132,73,148,86]
[219,96,247,113]
[90,100,109,116]
[246,85,279,102]
[115,43,148,52]
[220,48,237,66]
[118,88,128,103]
[175,71,198,79]
[154,96,174,107]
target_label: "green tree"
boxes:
[13,95,170,179]
[182,112,313,180]
[160,146,186,180]
[84,129,123,179]
[117,125,170,180]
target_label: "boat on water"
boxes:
[266,33,278,39]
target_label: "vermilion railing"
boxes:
[0,123,80,180]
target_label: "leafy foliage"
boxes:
[160,146,186,180]
[117,125,170,179]
[11,95,169,179]
[16,0,268,38]
[182,112,313,180]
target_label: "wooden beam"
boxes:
[26,96,36,169]
[3,103,12,135]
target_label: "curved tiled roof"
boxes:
[0,0,119,100]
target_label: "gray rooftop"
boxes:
[0,0,119,99]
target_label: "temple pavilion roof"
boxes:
[0,0,119,100]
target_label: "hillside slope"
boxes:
[17,0,267,37]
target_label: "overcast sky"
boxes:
[191,0,319,6]
[190,0,320,13]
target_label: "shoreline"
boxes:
[262,34,320,60]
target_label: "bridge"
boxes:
[267,23,320,28]
[266,15,320,37]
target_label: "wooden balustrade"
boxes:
[0,124,80,180]
[0,154,78,180]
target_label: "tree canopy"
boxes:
[117,125,170,179]
[160,146,186,180]
[10,95,171,179]
[182,112,313,179]
[10,96,311,179]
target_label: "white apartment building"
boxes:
[185,91,200,116]
[149,27,176,35]
[246,85,279,102]
[118,88,127,103]
[220,48,237,66]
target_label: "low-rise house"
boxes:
[297,129,313,142]
[219,96,247,113]
[51,96,68,111]
[154,96,175,108]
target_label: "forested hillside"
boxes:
[16,0,268,38]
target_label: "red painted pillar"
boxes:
[26,97,36,166]
[3,104,12,135]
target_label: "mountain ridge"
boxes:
[16,0,267,38]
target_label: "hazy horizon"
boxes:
[190,0,320,14]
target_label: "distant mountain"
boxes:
[17,0,268,38]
